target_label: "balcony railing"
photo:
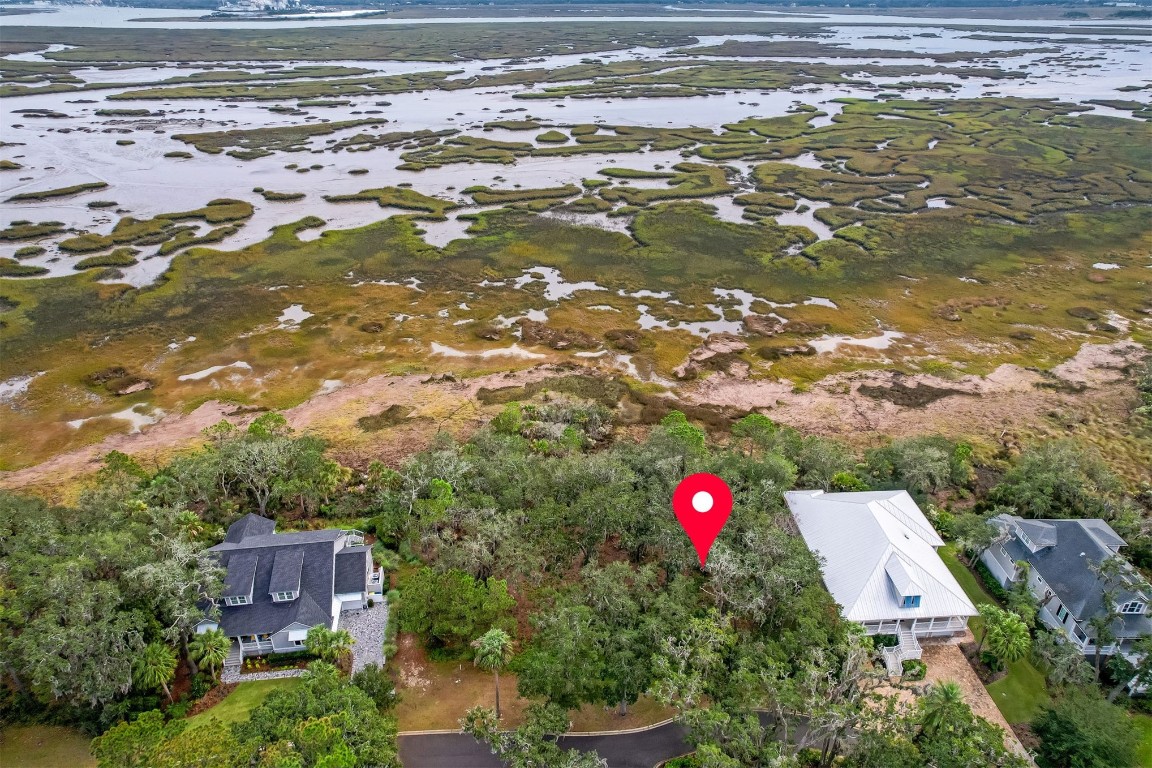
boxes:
[343,529,365,546]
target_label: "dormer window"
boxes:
[902,595,922,608]
[1121,601,1146,615]
[272,591,298,603]
[1016,526,1032,548]
[224,595,250,606]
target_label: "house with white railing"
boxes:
[981,514,1151,665]
[195,514,384,664]
[786,490,977,676]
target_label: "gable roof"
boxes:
[992,514,1151,638]
[269,548,304,595]
[222,552,258,598]
[223,513,276,544]
[786,490,977,623]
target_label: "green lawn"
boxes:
[0,725,95,768]
[186,678,302,729]
[940,544,1052,724]
[1134,713,1152,767]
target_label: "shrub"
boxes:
[902,659,927,681]
[189,673,214,700]
[975,560,1010,602]
[873,634,898,649]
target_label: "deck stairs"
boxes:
[882,628,923,676]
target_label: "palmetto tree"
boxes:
[918,680,966,738]
[471,628,515,720]
[134,642,178,702]
[305,626,355,663]
[986,611,1031,671]
[189,629,231,680]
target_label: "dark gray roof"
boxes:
[210,529,343,552]
[213,539,336,637]
[224,513,276,544]
[334,547,369,594]
[269,548,304,595]
[1081,520,1125,551]
[1017,519,1058,548]
[995,515,1152,639]
[222,553,258,598]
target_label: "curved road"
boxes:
[398,721,691,768]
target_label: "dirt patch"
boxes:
[186,682,238,718]
[958,641,1007,685]
[391,631,673,733]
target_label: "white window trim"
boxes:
[224,595,250,607]
[272,591,298,602]
[1121,601,1146,615]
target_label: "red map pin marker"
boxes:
[672,473,733,567]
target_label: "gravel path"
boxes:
[340,598,390,673]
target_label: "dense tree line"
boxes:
[2,393,1149,766]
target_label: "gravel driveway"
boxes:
[340,598,390,673]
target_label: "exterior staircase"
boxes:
[882,627,923,676]
[225,641,242,669]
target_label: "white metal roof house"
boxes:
[981,513,1151,663]
[785,490,978,674]
[196,514,384,662]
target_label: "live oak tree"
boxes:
[0,480,221,714]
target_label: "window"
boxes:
[902,595,921,609]
[272,591,297,602]
[1121,601,1146,615]
[223,595,250,607]
[1056,603,1069,624]
[292,639,305,647]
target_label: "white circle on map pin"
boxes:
[692,491,714,513]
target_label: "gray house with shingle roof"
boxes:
[981,513,1152,662]
[196,514,384,659]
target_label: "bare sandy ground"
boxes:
[680,340,1145,448]
[1,341,1144,496]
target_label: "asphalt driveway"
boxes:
[398,721,691,768]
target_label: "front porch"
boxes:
[862,615,969,637]
[861,617,968,676]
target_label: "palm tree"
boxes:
[306,626,355,664]
[189,629,231,680]
[975,603,1004,654]
[471,628,515,720]
[986,612,1031,671]
[134,642,178,702]
[918,680,965,738]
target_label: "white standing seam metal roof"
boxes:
[785,490,977,623]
